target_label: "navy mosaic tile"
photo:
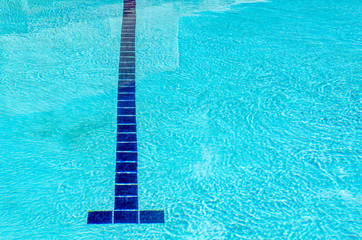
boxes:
[116,162,137,172]
[121,39,134,45]
[115,173,137,183]
[117,124,136,133]
[118,93,135,100]
[121,24,136,29]
[119,57,135,63]
[120,47,135,53]
[115,197,138,210]
[121,33,135,38]
[87,211,112,224]
[117,142,137,151]
[122,28,136,33]
[115,185,138,196]
[117,116,136,124]
[123,17,136,21]
[114,211,138,224]
[120,52,135,57]
[117,133,137,142]
[123,24,134,27]
[121,40,135,44]
[117,100,136,107]
[118,86,135,93]
[118,81,136,87]
[116,152,137,162]
[119,62,135,68]
[117,108,136,115]
[121,44,135,50]
[119,74,135,80]
[119,68,135,74]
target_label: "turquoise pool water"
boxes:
[0,0,361,238]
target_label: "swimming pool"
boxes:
[0,0,361,238]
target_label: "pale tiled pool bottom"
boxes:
[0,0,360,238]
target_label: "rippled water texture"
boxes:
[0,0,361,239]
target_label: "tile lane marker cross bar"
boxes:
[87,0,164,225]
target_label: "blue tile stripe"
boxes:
[116,162,137,172]
[87,0,164,225]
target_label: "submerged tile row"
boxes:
[87,0,164,225]
[88,210,164,224]
[115,0,139,220]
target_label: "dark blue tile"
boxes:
[121,43,135,49]
[123,7,135,10]
[123,20,135,24]
[115,197,138,210]
[123,16,135,20]
[120,51,135,57]
[121,30,135,36]
[121,44,135,49]
[117,124,136,133]
[119,74,135,80]
[122,23,135,29]
[119,62,135,68]
[116,162,137,172]
[117,133,137,142]
[121,37,135,42]
[120,44,135,49]
[124,1,135,5]
[140,211,165,224]
[123,4,135,9]
[115,185,138,196]
[118,86,135,93]
[117,142,137,151]
[87,211,112,224]
[123,7,135,11]
[122,28,135,33]
[117,108,136,115]
[122,30,135,34]
[117,100,135,107]
[114,210,138,224]
[118,80,135,87]
[119,57,135,63]
[118,94,135,100]
[121,40,135,45]
[115,173,137,183]
[123,16,136,20]
[116,152,137,161]
[117,116,136,124]
[120,47,135,53]
[122,24,135,28]
[121,41,135,46]
[119,68,135,74]
[123,11,135,15]
[122,33,135,38]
